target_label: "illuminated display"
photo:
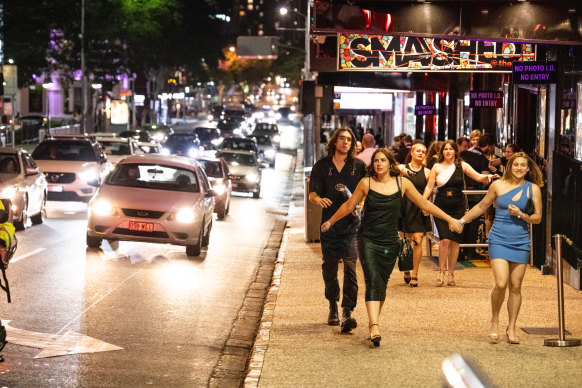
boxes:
[338,33,535,72]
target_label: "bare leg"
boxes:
[447,241,460,285]
[437,239,450,285]
[406,232,423,286]
[366,301,382,338]
[507,262,527,343]
[489,259,509,341]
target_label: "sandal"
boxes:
[403,272,411,284]
[435,272,445,287]
[369,324,381,347]
[409,277,418,287]
[447,273,456,287]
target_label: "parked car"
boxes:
[196,156,232,220]
[253,135,277,167]
[86,155,216,256]
[31,135,111,202]
[251,122,281,149]
[0,148,48,230]
[193,126,223,152]
[161,133,202,158]
[217,150,265,198]
[96,136,139,165]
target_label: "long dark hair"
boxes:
[325,128,357,159]
[436,139,462,167]
[367,148,400,177]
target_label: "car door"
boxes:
[197,166,214,225]
[21,152,44,214]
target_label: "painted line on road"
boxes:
[10,248,46,264]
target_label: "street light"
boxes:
[42,81,54,132]
[278,5,311,80]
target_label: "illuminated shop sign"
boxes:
[333,87,395,110]
[338,33,535,72]
[512,61,557,84]
[415,105,436,115]
[469,91,503,108]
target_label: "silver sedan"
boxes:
[86,155,216,256]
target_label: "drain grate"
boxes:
[521,327,571,335]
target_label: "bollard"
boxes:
[543,234,581,347]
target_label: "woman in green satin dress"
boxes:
[321,148,462,347]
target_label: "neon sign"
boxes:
[338,33,535,72]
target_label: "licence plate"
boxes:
[232,182,238,188]
[128,221,154,232]
[48,185,63,192]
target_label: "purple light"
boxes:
[73,70,82,81]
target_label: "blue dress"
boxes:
[488,181,533,264]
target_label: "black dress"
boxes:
[357,177,401,302]
[433,165,465,243]
[401,164,431,234]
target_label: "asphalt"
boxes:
[243,150,582,388]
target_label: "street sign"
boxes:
[2,64,18,96]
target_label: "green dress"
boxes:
[357,177,401,302]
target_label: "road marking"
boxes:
[10,248,46,264]
[1,319,123,358]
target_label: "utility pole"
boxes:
[81,0,87,133]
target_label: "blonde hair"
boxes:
[469,129,482,141]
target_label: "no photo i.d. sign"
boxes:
[512,61,557,84]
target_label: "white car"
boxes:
[31,136,112,202]
[86,155,216,256]
[96,136,139,165]
[217,150,266,198]
[0,148,48,230]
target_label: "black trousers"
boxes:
[322,256,358,311]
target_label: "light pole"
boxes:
[42,81,54,133]
[279,5,311,80]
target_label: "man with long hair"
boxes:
[309,128,367,333]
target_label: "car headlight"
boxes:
[211,138,222,146]
[0,186,17,199]
[208,114,214,121]
[264,149,276,158]
[79,169,99,182]
[153,133,165,142]
[90,200,115,216]
[175,208,196,223]
[188,148,199,158]
[245,173,259,183]
[213,182,226,195]
[272,134,281,143]
[161,148,171,155]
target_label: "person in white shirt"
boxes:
[356,133,376,166]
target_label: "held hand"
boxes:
[321,220,333,233]
[448,219,464,234]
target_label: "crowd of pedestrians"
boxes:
[308,126,542,347]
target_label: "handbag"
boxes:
[524,184,534,215]
[397,237,414,272]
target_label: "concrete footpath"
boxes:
[243,153,582,387]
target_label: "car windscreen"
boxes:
[165,135,198,150]
[221,140,255,152]
[221,153,257,166]
[32,141,96,161]
[255,123,278,132]
[0,154,20,174]
[99,140,132,155]
[107,163,199,192]
[255,136,272,146]
[194,128,219,141]
[198,160,222,178]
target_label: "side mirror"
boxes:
[87,179,100,187]
[206,188,218,197]
[25,167,39,176]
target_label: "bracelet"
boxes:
[460,218,466,225]
[517,212,522,219]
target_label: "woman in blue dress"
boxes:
[460,152,543,344]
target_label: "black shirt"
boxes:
[309,155,367,236]
[460,148,489,189]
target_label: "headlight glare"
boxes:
[176,208,196,223]
[79,169,98,182]
[0,186,17,199]
[213,182,226,195]
[246,173,259,183]
[91,200,115,216]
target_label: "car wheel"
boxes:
[202,219,212,247]
[87,233,102,248]
[225,199,230,215]
[14,194,28,231]
[253,188,260,199]
[217,209,226,221]
[186,225,203,256]
[30,192,47,225]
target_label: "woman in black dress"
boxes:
[401,143,431,287]
[422,140,496,287]
[321,148,462,347]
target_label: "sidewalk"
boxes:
[245,154,582,387]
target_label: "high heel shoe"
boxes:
[506,327,520,344]
[435,272,445,287]
[409,277,418,287]
[369,324,381,347]
[403,272,411,284]
[447,273,456,287]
